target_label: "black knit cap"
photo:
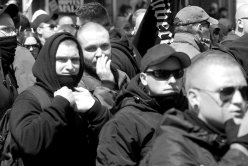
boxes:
[0,3,18,19]
[140,44,191,72]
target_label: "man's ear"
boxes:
[36,27,43,35]
[187,88,200,108]
[140,72,148,86]
[192,23,202,32]
[237,19,244,29]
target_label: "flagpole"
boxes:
[112,0,117,25]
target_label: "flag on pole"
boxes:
[133,0,186,57]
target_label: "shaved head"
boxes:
[185,50,245,92]
[58,16,73,26]
[77,21,109,39]
[76,21,111,73]
[236,4,248,20]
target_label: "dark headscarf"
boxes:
[32,32,84,94]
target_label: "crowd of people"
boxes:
[0,1,248,166]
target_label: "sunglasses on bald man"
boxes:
[195,86,248,103]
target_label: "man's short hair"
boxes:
[185,50,246,91]
[77,21,108,33]
[75,2,111,30]
[173,23,197,34]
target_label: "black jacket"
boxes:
[141,109,248,166]
[97,75,188,166]
[0,36,18,120]
[110,28,141,79]
[10,32,111,166]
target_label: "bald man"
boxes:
[76,21,129,109]
[235,4,248,37]
[142,50,248,166]
[58,16,74,26]
[221,4,248,45]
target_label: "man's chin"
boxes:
[164,89,180,94]
[233,118,243,125]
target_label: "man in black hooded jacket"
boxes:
[97,44,190,166]
[0,3,19,120]
[9,32,111,166]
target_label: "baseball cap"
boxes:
[31,10,52,30]
[140,44,191,72]
[174,6,218,26]
[0,3,19,19]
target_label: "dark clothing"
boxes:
[225,33,248,77]
[0,65,18,119]
[0,36,18,120]
[97,75,188,166]
[220,31,240,46]
[78,66,130,110]
[110,28,141,79]
[141,109,248,166]
[10,32,111,166]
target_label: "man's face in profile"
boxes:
[196,64,247,130]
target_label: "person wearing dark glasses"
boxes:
[141,50,248,166]
[31,9,57,46]
[19,30,42,59]
[97,44,191,166]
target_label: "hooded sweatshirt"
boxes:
[110,28,141,79]
[97,75,188,166]
[10,32,110,166]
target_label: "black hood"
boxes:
[113,74,160,114]
[32,32,84,94]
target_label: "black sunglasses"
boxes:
[218,86,248,102]
[145,69,184,80]
[195,86,248,103]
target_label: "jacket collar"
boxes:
[173,32,200,50]
[160,109,228,152]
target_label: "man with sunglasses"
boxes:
[171,6,218,59]
[31,9,57,46]
[0,3,19,120]
[97,44,191,166]
[142,50,248,166]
